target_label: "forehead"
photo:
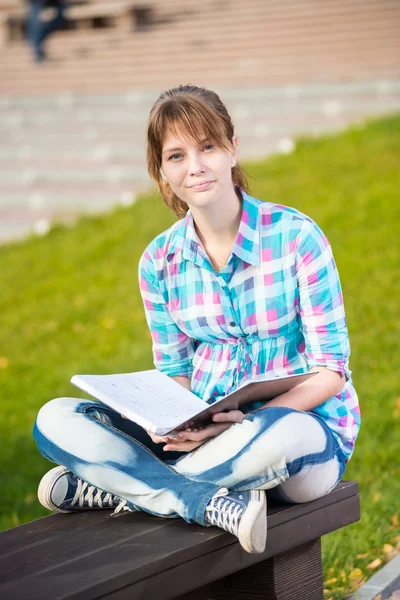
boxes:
[162,128,207,151]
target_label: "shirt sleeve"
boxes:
[295,219,352,379]
[138,250,195,378]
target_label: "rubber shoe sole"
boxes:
[37,465,71,513]
[237,489,267,554]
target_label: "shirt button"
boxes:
[229,321,236,327]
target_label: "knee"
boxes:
[36,397,80,435]
[275,457,343,503]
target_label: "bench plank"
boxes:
[0,510,122,554]
[0,481,360,600]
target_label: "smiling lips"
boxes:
[189,180,215,191]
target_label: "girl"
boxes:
[34,85,360,555]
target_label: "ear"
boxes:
[231,136,239,167]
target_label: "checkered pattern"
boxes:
[138,192,360,459]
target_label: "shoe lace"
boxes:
[206,495,243,536]
[71,479,128,514]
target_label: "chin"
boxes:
[188,184,219,200]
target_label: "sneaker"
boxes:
[37,466,129,516]
[205,488,267,554]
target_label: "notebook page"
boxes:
[71,370,206,432]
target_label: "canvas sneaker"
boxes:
[37,465,130,516]
[205,488,267,554]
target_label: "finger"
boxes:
[163,441,202,452]
[147,431,168,444]
[176,430,208,442]
[178,423,231,442]
[177,427,201,437]
[212,410,244,423]
[201,423,232,437]
[174,426,206,440]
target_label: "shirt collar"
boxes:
[167,190,261,268]
[231,191,261,267]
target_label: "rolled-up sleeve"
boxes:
[295,220,352,379]
[138,251,195,378]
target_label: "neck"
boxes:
[191,187,242,270]
[191,187,242,249]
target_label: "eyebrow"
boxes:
[162,138,209,155]
[162,146,183,155]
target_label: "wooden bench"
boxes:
[0,0,153,46]
[65,1,152,32]
[0,481,360,600]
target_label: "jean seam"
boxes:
[233,466,289,491]
[290,453,340,468]
[288,443,346,470]
[195,487,218,525]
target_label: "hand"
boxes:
[146,430,170,445]
[162,410,244,452]
[120,414,172,445]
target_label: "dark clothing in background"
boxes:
[27,0,66,62]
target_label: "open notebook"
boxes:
[71,369,317,436]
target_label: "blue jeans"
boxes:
[27,0,65,61]
[33,398,347,526]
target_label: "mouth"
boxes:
[189,180,215,192]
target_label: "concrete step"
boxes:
[3,40,400,77]
[1,0,399,244]
[2,80,398,107]
[3,69,400,95]
[3,19,400,62]
[4,58,400,85]
[0,165,148,185]
[2,90,400,123]
[0,142,145,160]
[0,186,143,210]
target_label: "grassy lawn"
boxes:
[0,114,399,599]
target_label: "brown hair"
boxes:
[146,84,249,218]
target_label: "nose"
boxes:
[187,151,205,176]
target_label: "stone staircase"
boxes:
[1,0,400,94]
[1,0,399,244]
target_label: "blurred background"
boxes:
[0,0,399,244]
[1,4,400,596]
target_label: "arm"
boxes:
[138,252,197,446]
[262,366,344,412]
[138,251,195,378]
[171,375,192,391]
[259,220,348,412]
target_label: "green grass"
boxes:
[1,115,399,599]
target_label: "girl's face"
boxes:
[161,129,238,211]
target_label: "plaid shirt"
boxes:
[139,192,360,459]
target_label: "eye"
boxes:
[168,153,183,161]
[203,143,214,152]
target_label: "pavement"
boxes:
[349,555,400,600]
[1,79,400,246]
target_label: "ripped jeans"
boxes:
[33,398,347,526]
